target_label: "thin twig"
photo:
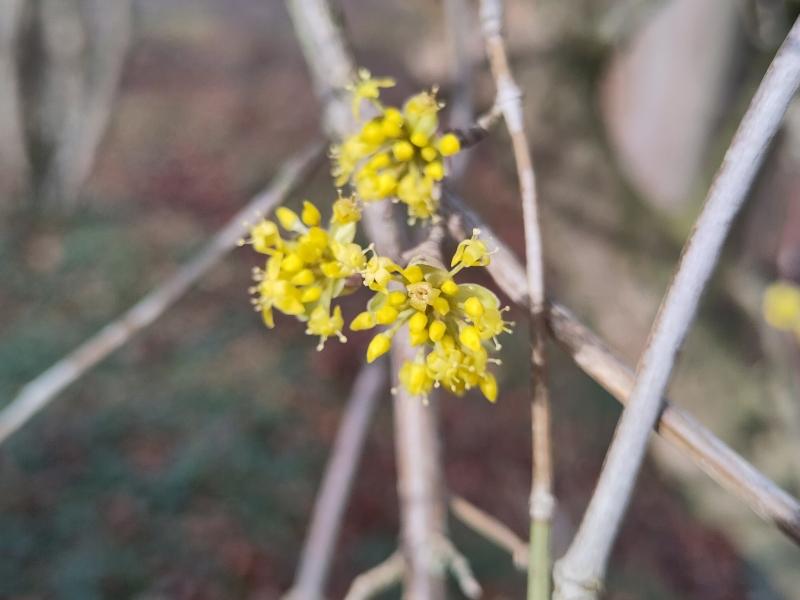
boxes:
[436,536,483,599]
[285,2,447,596]
[344,551,406,600]
[285,362,388,600]
[0,144,323,444]
[478,2,553,598]
[553,18,800,600]
[442,191,800,545]
[450,494,529,569]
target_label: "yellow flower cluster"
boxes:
[350,230,511,402]
[763,281,800,340]
[332,69,462,222]
[244,196,365,349]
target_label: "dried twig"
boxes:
[442,191,800,545]
[344,551,406,600]
[450,494,529,569]
[436,535,483,599]
[285,362,388,600]
[478,1,553,598]
[553,18,800,600]
[0,144,322,444]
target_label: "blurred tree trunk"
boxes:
[601,0,742,216]
[0,0,29,205]
[0,0,131,213]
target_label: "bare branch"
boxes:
[0,144,323,444]
[391,330,447,599]
[442,191,800,545]
[554,18,800,600]
[450,495,529,570]
[478,1,553,597]
[285,2,447,597]
[286,362,388,600]
[344,551,406,600]
[435,536,483,599]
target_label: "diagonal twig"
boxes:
[450,494,529,570]
[553,18,800,600]
[442,191,800,545]
[344,551,406,600]
[478,1,554,598]
[0,143,323,444]
[285,362,388,600]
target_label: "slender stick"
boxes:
[286,362,388,600]
[0,144,322,444]
[478,2,553,598]
[442,191,800,545]
[344,552,406,600]
[450,495,529,569]
[285,2,446,596]
[553,21,800,599]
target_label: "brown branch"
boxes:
[0,144,323,444]
[450,495,529,570]
[286,362,388,600]
[442,191,800,546]
[478,1,553,598]
[344,551,406,600]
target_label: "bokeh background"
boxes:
[2,0,800,598]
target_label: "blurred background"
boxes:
[1,0,800,598]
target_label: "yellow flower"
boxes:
[332,72,464,221]
[349,68,396,120]
[352,232,511,401]
[763,281,800,331]
[332,194,362,224]
[451,228,491,269]
[247,199,365,349]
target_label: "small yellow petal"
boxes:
[276,207,300,231]
[291,269,315,286]
[428,320,446,342]
[403,264,424,284]
[410,329,429,346]
[480,373,498,403]
[410,131,429,148]
[421,146,438,162]
[301,201,321,227]
[388,291,407,306]
[459,326,482,353]
[367,333,392,363]
[300,286,322,303]
[464,296,485,319]
[350,311,376,331]
[392,140,415,162]
[438,133,461,156]
[440,280,459,296]
[375,305,399,325]
[408,311,428,332]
